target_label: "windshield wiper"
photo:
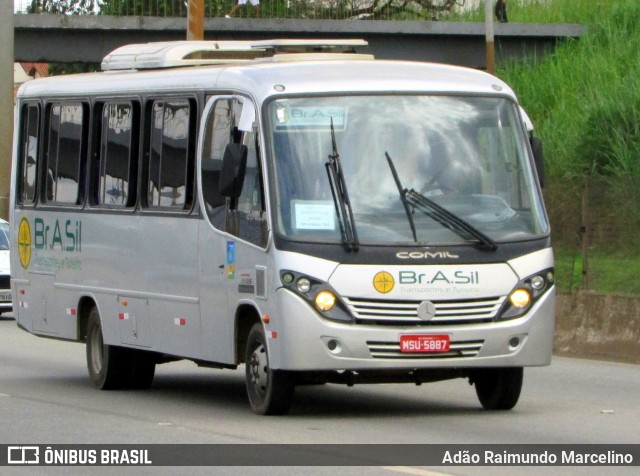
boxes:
[385,152,497,251]
[326,119,359,252]
[386,152,418,242]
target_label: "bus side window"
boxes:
[45,102,85,205]
[201,97,266,246]
[233,127,267,247]
[147,99,193,209]
[201,98,238,230]
[94,101,138,207]
[18,103,40,205]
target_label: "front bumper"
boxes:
[267,286,556,371]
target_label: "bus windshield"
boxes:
[267,95,548,246]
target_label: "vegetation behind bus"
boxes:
[497,0,640,296]
[18,0,612,22]
[21,0,467,20]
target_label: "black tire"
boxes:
[86,307,129,390]
[126,349,156,390]
[245,323,295,415]
[473,367,523,410]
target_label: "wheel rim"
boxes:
[248,342,269,399]
[89,325,104,375]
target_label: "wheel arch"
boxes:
[234,302,262,365]
[77,295,98,343]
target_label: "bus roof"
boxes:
[16,40,517,103]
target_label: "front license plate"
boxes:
[400,334,450,353]
[0,292,11,302]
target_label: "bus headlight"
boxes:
[296,277,311,294]
[280,270,353,323]
[509,289,531,309]
[499,268,554,320]
[530,275,545,291]
[315,291,336,312]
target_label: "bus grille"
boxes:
[343,296,506,326]
[367,339,484,359]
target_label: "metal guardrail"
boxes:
[14,0,468,21]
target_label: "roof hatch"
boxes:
[101,39,371,71]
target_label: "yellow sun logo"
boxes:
[373,271,394,294]
[18,217,32,269]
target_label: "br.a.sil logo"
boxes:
[16,216,84,270]
[373,271,395,294]
[373,268,482,294]
[18,217,32,269]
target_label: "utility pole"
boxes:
[0,3,15,220]
[485,0,495,75]
[187,0,205,41]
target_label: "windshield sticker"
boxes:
[292,201,336,230]
[275,106,346,130]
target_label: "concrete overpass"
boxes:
[14,14,585,68]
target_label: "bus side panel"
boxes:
[14,210,206,359]
[81,213,203,358]
[12,210,66,338]
[197,219,233,364]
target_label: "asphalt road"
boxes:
[0,314,638,475]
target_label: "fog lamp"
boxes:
[315,291,336,312]
[509,289,531,309]
[296,278,311,293]
[531,275,545,290]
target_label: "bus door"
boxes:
[197,95,268,364]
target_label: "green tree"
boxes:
[99,0,189,16]
[28,0,100,14]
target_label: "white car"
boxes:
[0,218,11,316]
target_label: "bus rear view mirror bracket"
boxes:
[219,143,248,198]
[530,136,545,189]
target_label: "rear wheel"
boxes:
[86,307,129,390]
[473,367,523,410]
[86,308,156,390]
[245,323,295,415]
[126,349,156,389]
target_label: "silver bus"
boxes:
[10,40,554,414]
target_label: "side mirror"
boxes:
[219,143,248,198]
[530,136,544,189]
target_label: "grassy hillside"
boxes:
[486,0,640,294]
[494,0,640,178]
[455,0,612,24]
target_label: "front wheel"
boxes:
[245,323,295,415]
[473,367,523,410]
